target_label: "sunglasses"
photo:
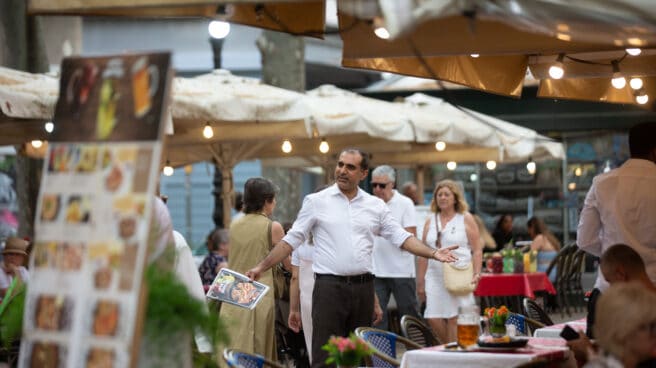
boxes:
[371,182,390,189]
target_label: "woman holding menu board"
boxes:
[218,178,284,364]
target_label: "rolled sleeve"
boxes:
[379,204,412,247]
[282,195,315,250]
[577,183,602,256]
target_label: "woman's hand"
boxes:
[471,273,481,286]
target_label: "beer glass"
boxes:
[457,305,480,348]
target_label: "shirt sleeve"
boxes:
[291,249,300,266]
[577,182,603,256]
[282,195,316,250]
[379,203,412,248]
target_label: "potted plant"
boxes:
[322,333,372,368]
[484,305,509,337]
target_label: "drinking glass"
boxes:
[457,305,480,348]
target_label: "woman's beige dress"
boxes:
[218,213,276,365]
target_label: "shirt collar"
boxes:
[328,183,365,201]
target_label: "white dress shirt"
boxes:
[577,158,656,289]
[291,242,314,266]
[372,190,417,278]
[282,184,412,276]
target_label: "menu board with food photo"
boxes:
[20,52,171,368]
[206,268,270,310]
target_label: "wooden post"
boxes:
[416,165,426,205]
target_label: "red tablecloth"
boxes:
[475,272,556,298]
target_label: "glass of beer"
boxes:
[457,305,480,349]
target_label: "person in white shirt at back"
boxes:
[370,165,421,331]
[577,121,656,291]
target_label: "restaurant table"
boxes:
[475,272,556,312]
[400,337,571,368]
[533,318,587,339]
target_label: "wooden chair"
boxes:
[399,315,440,347]
[355,327,422,368]
[522,298,554,326]
[222,348,285,368]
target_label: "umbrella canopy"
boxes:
[339,1,656,106]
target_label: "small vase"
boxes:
[489,324,507,337]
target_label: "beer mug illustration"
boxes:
[131,57,159,118]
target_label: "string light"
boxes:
[202,122,214,139]
[208,20,230,39]
[548,54,565,79]
[568,182,576,191]
[470,173,478,182]
[574,167,582,176]
[630,77,643,90]
[319,138,329,154]
[44,122,54,133]
[446,161,457,170]
[281,139,292,153]
[611,61,626,89]
[526,157,536,175]
[162,160,174,176]
[435,141,446,151]
[626,48,642,56]
[635,89,649,105]
[486,160,497,170]
[373,17,390,39]
[31,140,43,148]
[470,54,480,58]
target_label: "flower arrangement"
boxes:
[484,305,509,336]
[322,333,373,367]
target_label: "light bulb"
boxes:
[163,161,174,176]
[31,140,43,148]
[630,77,643,90]
[44,122,54,133]
[435,141,446,151]
[568,182,576,191]
[208,20,230,39]
[470,173,478,182]
[203,123,214,139]
[486,160,497,170]
[470,54,480,58]
[574,167,582,176]
[611,75,626,89]
[526,160,536,175]
[548,54,565,79]
[319,139,329,154]
[626,48,642,56]
[636,93,649,105]
[281,140,292,153]
[374,26,390,39]
[446,161,457,170]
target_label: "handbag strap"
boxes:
[434,213,442,249]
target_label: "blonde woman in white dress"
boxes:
[417,180,483,344]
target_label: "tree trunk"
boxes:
[1,1,49,239]
[257,31,305,224]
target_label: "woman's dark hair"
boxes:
[243,177,278,214]
[494,214,512,233]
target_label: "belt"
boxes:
[314,273,374,284]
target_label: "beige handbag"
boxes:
[435,214,475,294]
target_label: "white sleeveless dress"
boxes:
[424,213,475,318]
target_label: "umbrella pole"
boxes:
[416,165,425,205]
[221,166,233,228]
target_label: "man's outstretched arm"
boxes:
[245,241,294,280]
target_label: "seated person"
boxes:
[584,282,656,368]
[0,237,30,298]
[569,244,656,363]
[198,228,229,287]
[527,217,561,281]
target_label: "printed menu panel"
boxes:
[19,53,171,368]
[206,268,269,310]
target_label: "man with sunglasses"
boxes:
[246,148,458,368]
[370,165,421,331]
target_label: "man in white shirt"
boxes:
[577,121,656,291]
[246,148,458,368]
[370,165,420,331]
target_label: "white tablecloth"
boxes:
[400,338,571,368]
[533,318,587,339]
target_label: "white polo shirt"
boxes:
[283,184,412,276]
[372,190,417,278]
